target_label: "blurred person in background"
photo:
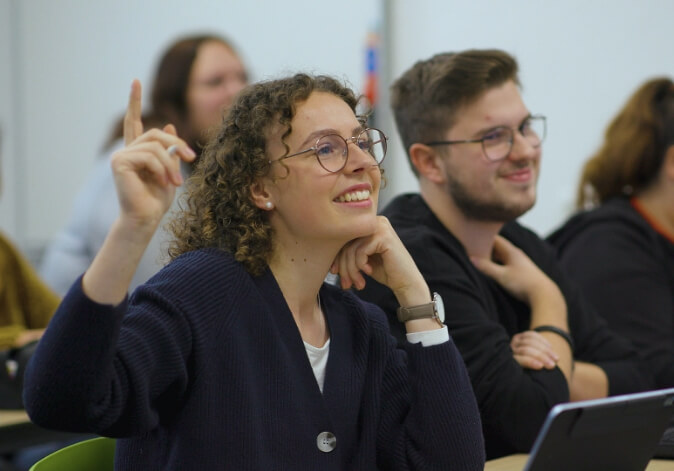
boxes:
[0,129,62,471]
[0,129,59,351]
[549,77,674,389]
[40,33,248,295]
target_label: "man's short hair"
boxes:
[390,49,520,176]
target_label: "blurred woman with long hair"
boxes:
[549,77,674,389]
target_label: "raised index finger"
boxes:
[123,79,144,145]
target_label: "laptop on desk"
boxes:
[522,387,674,471]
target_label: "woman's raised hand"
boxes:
[111,79,196,230]
[80,81,197,304]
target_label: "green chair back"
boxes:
[29,437,116,471]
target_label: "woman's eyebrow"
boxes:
[297,126,365,148]
[352,125,366,135]
[296,129,337,149]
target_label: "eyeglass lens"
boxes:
[315,128,386,172]
[483,117,546,161]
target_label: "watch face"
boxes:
[433,292,445,323]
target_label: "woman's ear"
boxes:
[409,143,447,184]
[250,180,274,210]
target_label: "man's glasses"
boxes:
[270,128,388,173]
[425,115,547,162]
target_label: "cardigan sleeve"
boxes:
[23,275,193,436]
[371,306,485,470]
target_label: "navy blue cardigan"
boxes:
[23,249,485,470]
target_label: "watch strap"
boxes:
[396,301,437,323]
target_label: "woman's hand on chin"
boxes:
[330,216,430,307]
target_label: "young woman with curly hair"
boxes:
[23,74,485,470]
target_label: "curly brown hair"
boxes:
[576,77,674,209]
[168,73,359,275]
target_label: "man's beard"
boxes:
[446,171,536,222]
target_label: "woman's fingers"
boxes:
[124,79,144,146]
[334,217,425,300]
[336,240,364,290]
[121,82,195,185]
[129,129,196,185]
[335,232,380,290]
[133,128,195,158]
[113,143,173,187]
[163,123,177,136]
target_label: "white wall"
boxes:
[386,0,674,236]
[0,0,381,248]
[2,0,674,251]
[0,0,17,237]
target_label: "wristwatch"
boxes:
[396,292,445,326]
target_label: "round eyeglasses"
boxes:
[425,115,547,162]
[269,127,388,173]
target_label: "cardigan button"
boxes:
[316,431,336,452]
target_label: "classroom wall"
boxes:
[1,0,673,252]
[0,0,381,248]
[0,0,16,237]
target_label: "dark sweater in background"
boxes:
[23,248,485,470]
[549,196,674,389]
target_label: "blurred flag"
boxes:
[363,31,379,123]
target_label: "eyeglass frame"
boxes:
[424,114,547,162]
[268,127,388,174]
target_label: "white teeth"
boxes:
[336,190,370,203]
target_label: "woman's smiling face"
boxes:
[264,91,382,246]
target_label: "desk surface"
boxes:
[484,453,673,471]
[0,409,31,427]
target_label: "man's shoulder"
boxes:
[501,221,550,253]
[380,193,426,223]
[501,219,543,242]
[582,197,641,225]
[382,193,462,250]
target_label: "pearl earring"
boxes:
[265,201,273,209]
